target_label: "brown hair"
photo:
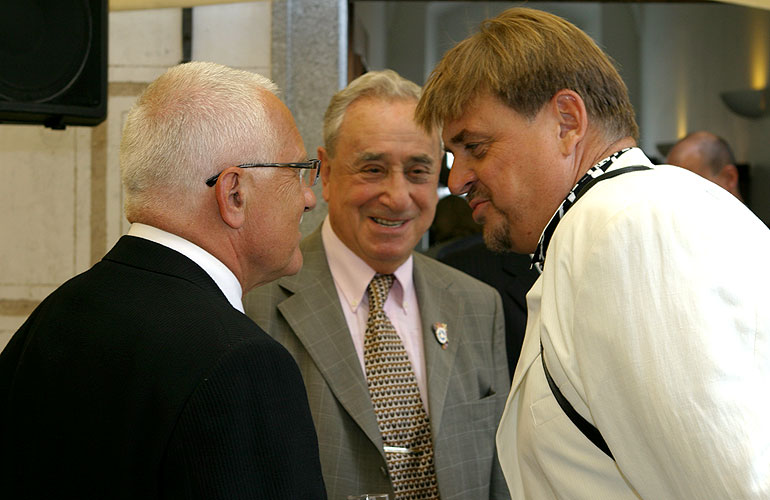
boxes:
[416,7,638,141]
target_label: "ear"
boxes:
[214,167,247,229]
[318,146,333,203]
[552,89,588,156]
[718,164,740,190]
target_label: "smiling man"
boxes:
[245,70,510,500]
[417,7,770,500]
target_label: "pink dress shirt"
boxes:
[321,217,429,414]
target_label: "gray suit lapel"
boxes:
[276,230,384,453]
[413,254,460,438]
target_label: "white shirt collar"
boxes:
[127,223,244,312]
[321,216,413,312]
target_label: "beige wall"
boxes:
[0,1,272,349]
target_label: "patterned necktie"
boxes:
[364,274,440,500]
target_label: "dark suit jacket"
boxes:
[244,228,510,500]
[439,236,538,379]
[0,235,326,499]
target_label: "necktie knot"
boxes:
[368,273,394,313]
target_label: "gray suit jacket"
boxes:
[244,228,510,500]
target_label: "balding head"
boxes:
[667,131,742,201]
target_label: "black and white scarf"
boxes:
[531,148,634,273]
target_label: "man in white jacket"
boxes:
[417,6,770,499]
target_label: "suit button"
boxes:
[380,466,388,478]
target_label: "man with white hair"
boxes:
[0,61,326,499]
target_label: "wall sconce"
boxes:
[720,88,768,118]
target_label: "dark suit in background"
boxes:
[439,235,538,379]
[0,236,325,499]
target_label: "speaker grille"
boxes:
[0,0,106,128]
[0,0,91,103]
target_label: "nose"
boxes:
[379,172,411,212]
[303,184,317,212]
[447,158,477,196]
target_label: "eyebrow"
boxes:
[355,151,434,166]
[356,152,387,163]
[448,129,487,146]
[405,154,435,166]
[449,130,467,145]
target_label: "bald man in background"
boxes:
[667,131,744,202]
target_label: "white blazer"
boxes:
[497,149,770,499]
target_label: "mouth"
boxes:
[467,198,490,223]
[467,197,485,211]
[466,185,492,223]
[467,194,490,211]
[371,216,407,228]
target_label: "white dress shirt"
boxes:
[497,148,770,499]
[321,216,429,413]
[128,223,244,312]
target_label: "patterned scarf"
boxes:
[531,148,633,273]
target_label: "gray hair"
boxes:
[323,69,422,157]
[120,61,279,222]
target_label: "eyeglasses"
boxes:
[205,159,321,187]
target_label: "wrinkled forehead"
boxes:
[343,97,441,147]
[440,93,496,139]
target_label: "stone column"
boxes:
[272,0,347,235]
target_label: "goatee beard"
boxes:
[482,217,514,253]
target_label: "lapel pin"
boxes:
[433,322,448,349]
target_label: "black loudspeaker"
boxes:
[0,0,107,129]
